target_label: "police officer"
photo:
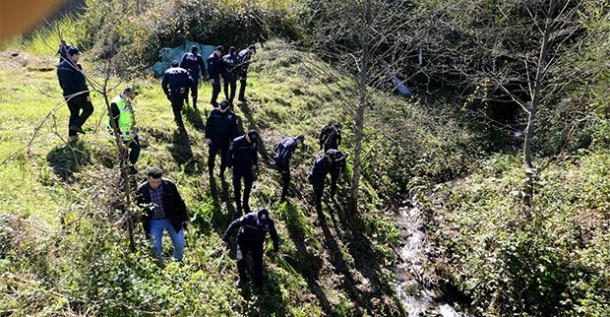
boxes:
[205,100,239,179]
[162,60,194,131]
[308,149,347,212]
[328,149,348,199]
[227,130,259,216]
[222,46,239,104]
[274,135,305,202]
[237,44,256,102]
[107,86,140,174]
[207,45,224,107]
[179,45,206,109]
[221,208,279,289]
[319,120,342,152]
[57,46,94,141]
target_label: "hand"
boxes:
[206,138,212,146]
[221,240,228,248]
[252,165,257,172]
[210,78,215,84]
[86,95,91,102]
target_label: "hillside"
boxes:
[0,39,478,316]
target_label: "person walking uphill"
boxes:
[107,86,141,174]
[222,208,279,289]
[227,130,259,216]
[237,44,256,102]
[205,100,239,179]
[135,167,189,262]
[57,46,94,141]
[319,120,342,152]
[179,45,206,109]
[309,149,348,213]
[207,45,224,107]
[162,60,195,131]
[274,135,305,203]
[222,46,239,104]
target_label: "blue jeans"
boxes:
[149,219,185,261]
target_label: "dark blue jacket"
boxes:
[206,53,224,80]
[57,60,89,98]
[161,66,194,97]
[135,178,188,236]
[222,53,239,81]
[237,48,253,74]
[274,137,298,170]
[227,135,258,171]
[205,108,239,142]
[309,154,331,186]
[223,212,279,250]
[179,52,206,78]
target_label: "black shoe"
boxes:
[128,166,139,174]
[69,125,86,134]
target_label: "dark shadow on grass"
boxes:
[183,105,206,132]
[170,129,200,175]
[237,101,271,167]
[209,176,234,235]
[240,271,289,317]
[46,141,91,181]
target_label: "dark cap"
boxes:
[191,45,198,52]
[247,129,258,142]
[170,60,179,67]
[219,100,230,110]
[248,44,256,52]
[67,47,80,55]
[215,45,224,53]
[296,135,305,145]
[326,149,340,159]
[257,208,269,221]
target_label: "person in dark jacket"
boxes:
[274,135,305,202]
[237,44,256,102]
[222,208,279,288]
[116,167,189,262]
[222,46,239,104]
[308,149,347,212]
[205,100,239,179]
[179,45,206,109]
[319,120,342,152]
[57,46,94,140]
[227,130,259,215]
[207,45,224,107]
[162,60,195,131]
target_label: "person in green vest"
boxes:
[107,86,140,174]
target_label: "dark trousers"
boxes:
[170,92,186,127]
[329,165,340,198]
[191,77,199,104]
[312,181,324,212]
[276,160,291,201]
[224,77,237,103]
[233,168,254,215]
[211,79,221,106]
[123,136,141,165]
[238,74,247,101]
[66,95,94,137]
[208,139,230,175]
[237,242,264,287]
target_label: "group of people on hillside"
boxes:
[56,40,347,291]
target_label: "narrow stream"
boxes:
[395,199,470,317]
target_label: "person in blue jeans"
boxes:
[134,167,189,262]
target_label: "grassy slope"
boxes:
[0,41,414,316]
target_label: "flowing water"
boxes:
[395,199,471,317]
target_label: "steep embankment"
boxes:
[0,40,477,316]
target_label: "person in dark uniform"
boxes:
[57,46,94,141]
[308,149,348,212]
[319,120,342,152]
[328,149,348,199]
[162,60,195,131]
[179,45,206,109]
[227,130,259,216]
[221,208,279,289]
[237,44,256,102]
[274,135,305,202]
[205,100,239,179]
[207,45,224,107]
[222,46,239,104]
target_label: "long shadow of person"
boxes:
[183,105,206,132]
[209,176,234,234]
[170,129,200,175]
[46,141,91,181]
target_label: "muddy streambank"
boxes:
[394,197,471,317]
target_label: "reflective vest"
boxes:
[107,95,135,141]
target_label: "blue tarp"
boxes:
[147,40,216,77]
